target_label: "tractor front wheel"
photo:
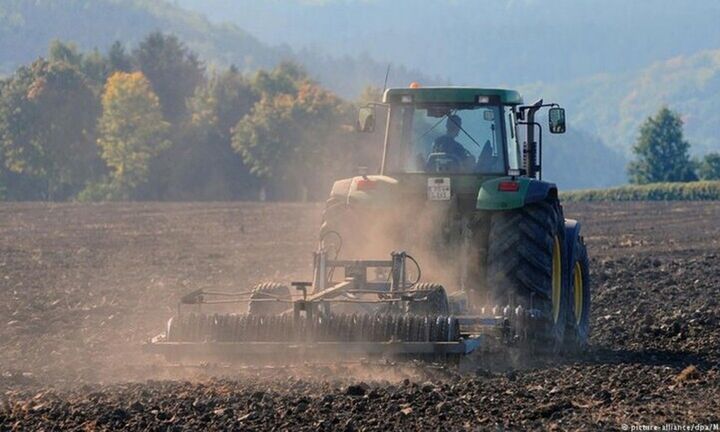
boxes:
[566,237,590,350]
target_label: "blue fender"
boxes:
[564,218,582,273]
[525,180,558,205]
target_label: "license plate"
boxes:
[428,177,451,201]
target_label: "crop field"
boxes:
[562,181,720,202]
[1,201,719,430]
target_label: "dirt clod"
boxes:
[674,365,700,383]
[345,383,370,397]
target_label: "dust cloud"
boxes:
[325,196,491,306]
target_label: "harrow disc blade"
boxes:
[167,313,461,344]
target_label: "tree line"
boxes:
[2,33,715,202]
[628,106,720,184]
[0,33,377,201]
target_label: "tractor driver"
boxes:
[431,115,475,171]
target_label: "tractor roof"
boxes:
[383,87,523,105]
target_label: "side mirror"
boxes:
[356,107,376,133]
[548,107,566,134]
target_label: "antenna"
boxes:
[381,64,391,95]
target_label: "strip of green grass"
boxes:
[561,181,720,202]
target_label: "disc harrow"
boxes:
[145,249,541,362]
[167,313,461,344]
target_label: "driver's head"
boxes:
[446,115,461,137]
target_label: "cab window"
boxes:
[504,106,521,170]
[385,104,506,174]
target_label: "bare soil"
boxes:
[1,201,719,430]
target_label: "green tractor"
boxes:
[145,86,590,363]
[320,86,590,350]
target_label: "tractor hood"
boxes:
[328,174,557,211]
[329,174,483,209]
[330,175,399,206]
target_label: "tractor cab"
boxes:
[358,86,566,183]
[383,88,521,177]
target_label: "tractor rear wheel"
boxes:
[486,201,569,349]
[566,237,590,350]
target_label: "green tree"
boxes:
[627,107,697,184]
[698,153,720,180]
[81,49,112,90]
[133,32,205,123]
[0,59,101,200]
[91,71,170,200]
[190,67,259,138]
[151,68,260,201]
[108,41,133,73]
[251,61,307,97]
[48,40,83,67]
[50,40,127,93]
[232,81,354,200]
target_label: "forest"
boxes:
[0,34,376,201]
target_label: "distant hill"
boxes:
[0,0,433,97]
[0,0,272,70]
[521,48,720,157]
[176,0,720,88]
[541,128,627,190]
[173,0,719,183]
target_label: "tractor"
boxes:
[144,86,590,362]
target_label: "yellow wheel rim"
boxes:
[573,261,584,324]
[551,236,562,323]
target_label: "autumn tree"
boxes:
[628,107,697,184]
[133,33,205,123]
[0,59,101,200]
[0,37,378,201]
[89,71,170,200]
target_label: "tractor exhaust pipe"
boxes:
[522,99,543,179]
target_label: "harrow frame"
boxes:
[144,248,540,362]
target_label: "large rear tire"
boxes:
[486,201,569,349]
